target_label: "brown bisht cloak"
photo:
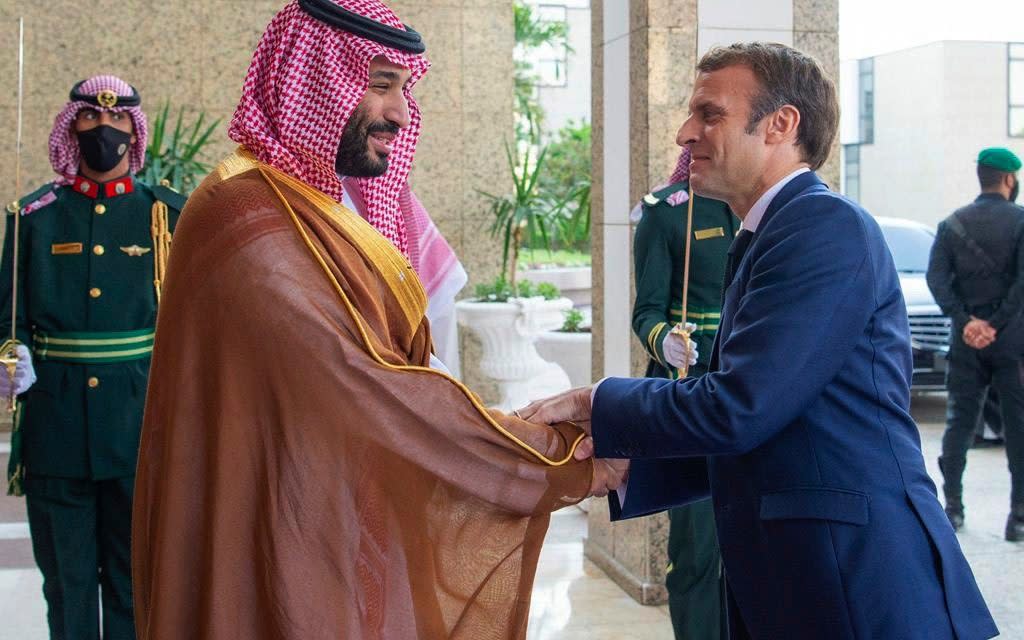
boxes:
[132,149,592,640]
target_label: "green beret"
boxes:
[977,147,1022,173]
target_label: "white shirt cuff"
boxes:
[591,377,608,407]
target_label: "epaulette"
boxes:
[150,181,188,212]
[651,181,689,203]
[7,183,57,216]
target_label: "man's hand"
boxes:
[517,386,594,430]
[588,457,630,498]
[0,344,37,397]
[963,316,996,350]
[664,322,699,369]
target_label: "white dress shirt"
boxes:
[741,167,810,232]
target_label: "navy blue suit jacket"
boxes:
[594,172,997,639]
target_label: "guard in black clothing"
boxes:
[926,146,1024,542]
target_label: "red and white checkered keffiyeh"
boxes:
[667,146,692,186]
[665,147,692,206]
[48,74,148,184]
[229,0,430,257]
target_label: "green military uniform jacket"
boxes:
[1,175,184,484]
[632,181,738,378]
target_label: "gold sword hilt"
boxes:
[0,339,21,413]
[668,324,692,379]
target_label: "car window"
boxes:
[880,224,934,273]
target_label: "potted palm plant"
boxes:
[455,141,572,410]
[141,102,221,195]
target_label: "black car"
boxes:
[876,217,951,391]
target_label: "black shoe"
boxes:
[1006,506,1024,542]
[945,498,965,531]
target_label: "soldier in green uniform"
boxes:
[0,75,184,639]
[631,147,737,640]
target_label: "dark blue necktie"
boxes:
[724,229,755,290]
[710,229,755,373]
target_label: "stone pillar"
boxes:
[588,0,839,605]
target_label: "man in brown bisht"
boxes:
[131,1,624,638]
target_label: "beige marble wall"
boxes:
[0,0,283,198]
[794,0,841,188]
[0,0,512,402]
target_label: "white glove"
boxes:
[0,344,36,397]
[663,322,699,369]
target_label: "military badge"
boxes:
[96,89,118,108]
[120,245,152,257]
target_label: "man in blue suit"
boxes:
[521,42,997,639]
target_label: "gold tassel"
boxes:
[7,403,24,497]
[151,201,171,303]
[7,464,23,497]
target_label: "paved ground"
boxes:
[1,393,1021,638]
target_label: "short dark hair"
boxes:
[977,164,1008,189]
[697,42,839,171]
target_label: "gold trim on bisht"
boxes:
[221,148,427,333]
[214,149,584,466]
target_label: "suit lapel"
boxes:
[757,171,827,233]
[709,171,828,372]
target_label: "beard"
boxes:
[335,105,399,178]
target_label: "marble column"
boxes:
[588,0,839,605]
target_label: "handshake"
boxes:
[516,384,628,499]
[512,324,698,499]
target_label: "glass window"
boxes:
[1010,44,1024,137]
[858,58,874,144]
[532,5,569,88]
[1011,107,1024,138]
[879,223,935,273]
[1011,60,1024,107]
[844,144,860,202]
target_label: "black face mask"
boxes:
[1011,178,1020,203]
[77,125,132,173]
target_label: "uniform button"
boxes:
[89,287,102,298]
[94,204,106,215]
[93,245,105,256]
[87,377,100,388]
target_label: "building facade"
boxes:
[522,0,593,134]
[841,41,1024,226]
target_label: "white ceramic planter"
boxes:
[455,297,573,411]
[535,330,592,388]
[520,266,592,307]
